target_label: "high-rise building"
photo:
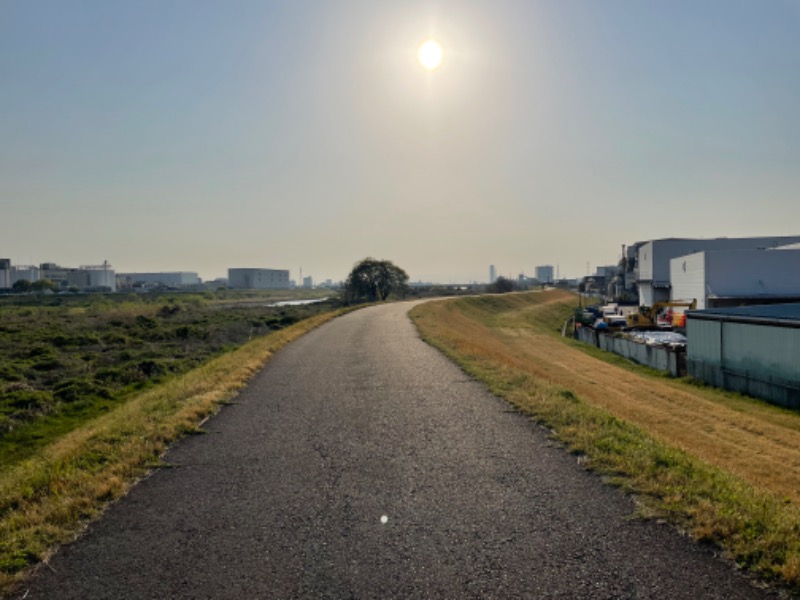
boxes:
[0,259,10,289]
[489,264,497,283]
[535,265,554,284]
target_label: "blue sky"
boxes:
[2,1,799,283]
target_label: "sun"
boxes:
[418,39,443,70]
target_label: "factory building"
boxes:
[634,236,800,306]
[228,268,290,290]
[686,304,800,409]
[67,263,117,292]
[0,260,115,292]
[119,272,201,288]
[9,266,40,286]
[671,248,800,309]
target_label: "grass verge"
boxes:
[0,307,348,597]
[410,291,800,590]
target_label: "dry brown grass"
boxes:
[411,290,800,587]
[415,290,800,503]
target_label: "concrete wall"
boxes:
[575,328,683,377]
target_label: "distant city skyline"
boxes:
[2,2,798,284]
[0,253,583,285]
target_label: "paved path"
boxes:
[20,302,774,598]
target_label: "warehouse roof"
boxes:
[688,303,800,327]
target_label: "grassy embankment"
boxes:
[0,290,331,467]
[411,289,800,590]
[0,292,346,597]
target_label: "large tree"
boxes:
[11,279,32,293]
[488,276,517,294]
[31,279,58,293]
[343,258,409,304]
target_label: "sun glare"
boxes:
[418,39,443,70]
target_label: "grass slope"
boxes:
[410,290,800,590]
[0,292,334,467]
[0,308,346,597]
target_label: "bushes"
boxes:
[53,379,111,403]
[4,389,52,411]
[0,293,335,454]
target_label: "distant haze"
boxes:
[2,1,799,283]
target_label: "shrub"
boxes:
[158,305,181,318]
[31,358,63,372]
[134,315,158,329]
[5,390,53,411]
[137,360,164,379]
[54,379,105,403]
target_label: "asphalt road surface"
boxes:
[20,302,776,599]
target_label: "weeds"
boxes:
[0,306,347,597]
[0,292,340,465]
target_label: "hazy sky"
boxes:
[2,1,799,283]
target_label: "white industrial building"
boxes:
[634,236,800,306]
[67,264,117,292]
[10,266,40,286]
[228,268,290,290]
[671,249,800,309]
[0,259,116,292]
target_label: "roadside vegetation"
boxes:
[0,289,343,596]
[410,289,800,591]
[0,290,334,466]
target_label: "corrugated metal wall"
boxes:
[723,322,800,383]
[687,317,800,408]
[687,319,721,363]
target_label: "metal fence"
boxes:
[575,327,684,377]
[687,359,800,409]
